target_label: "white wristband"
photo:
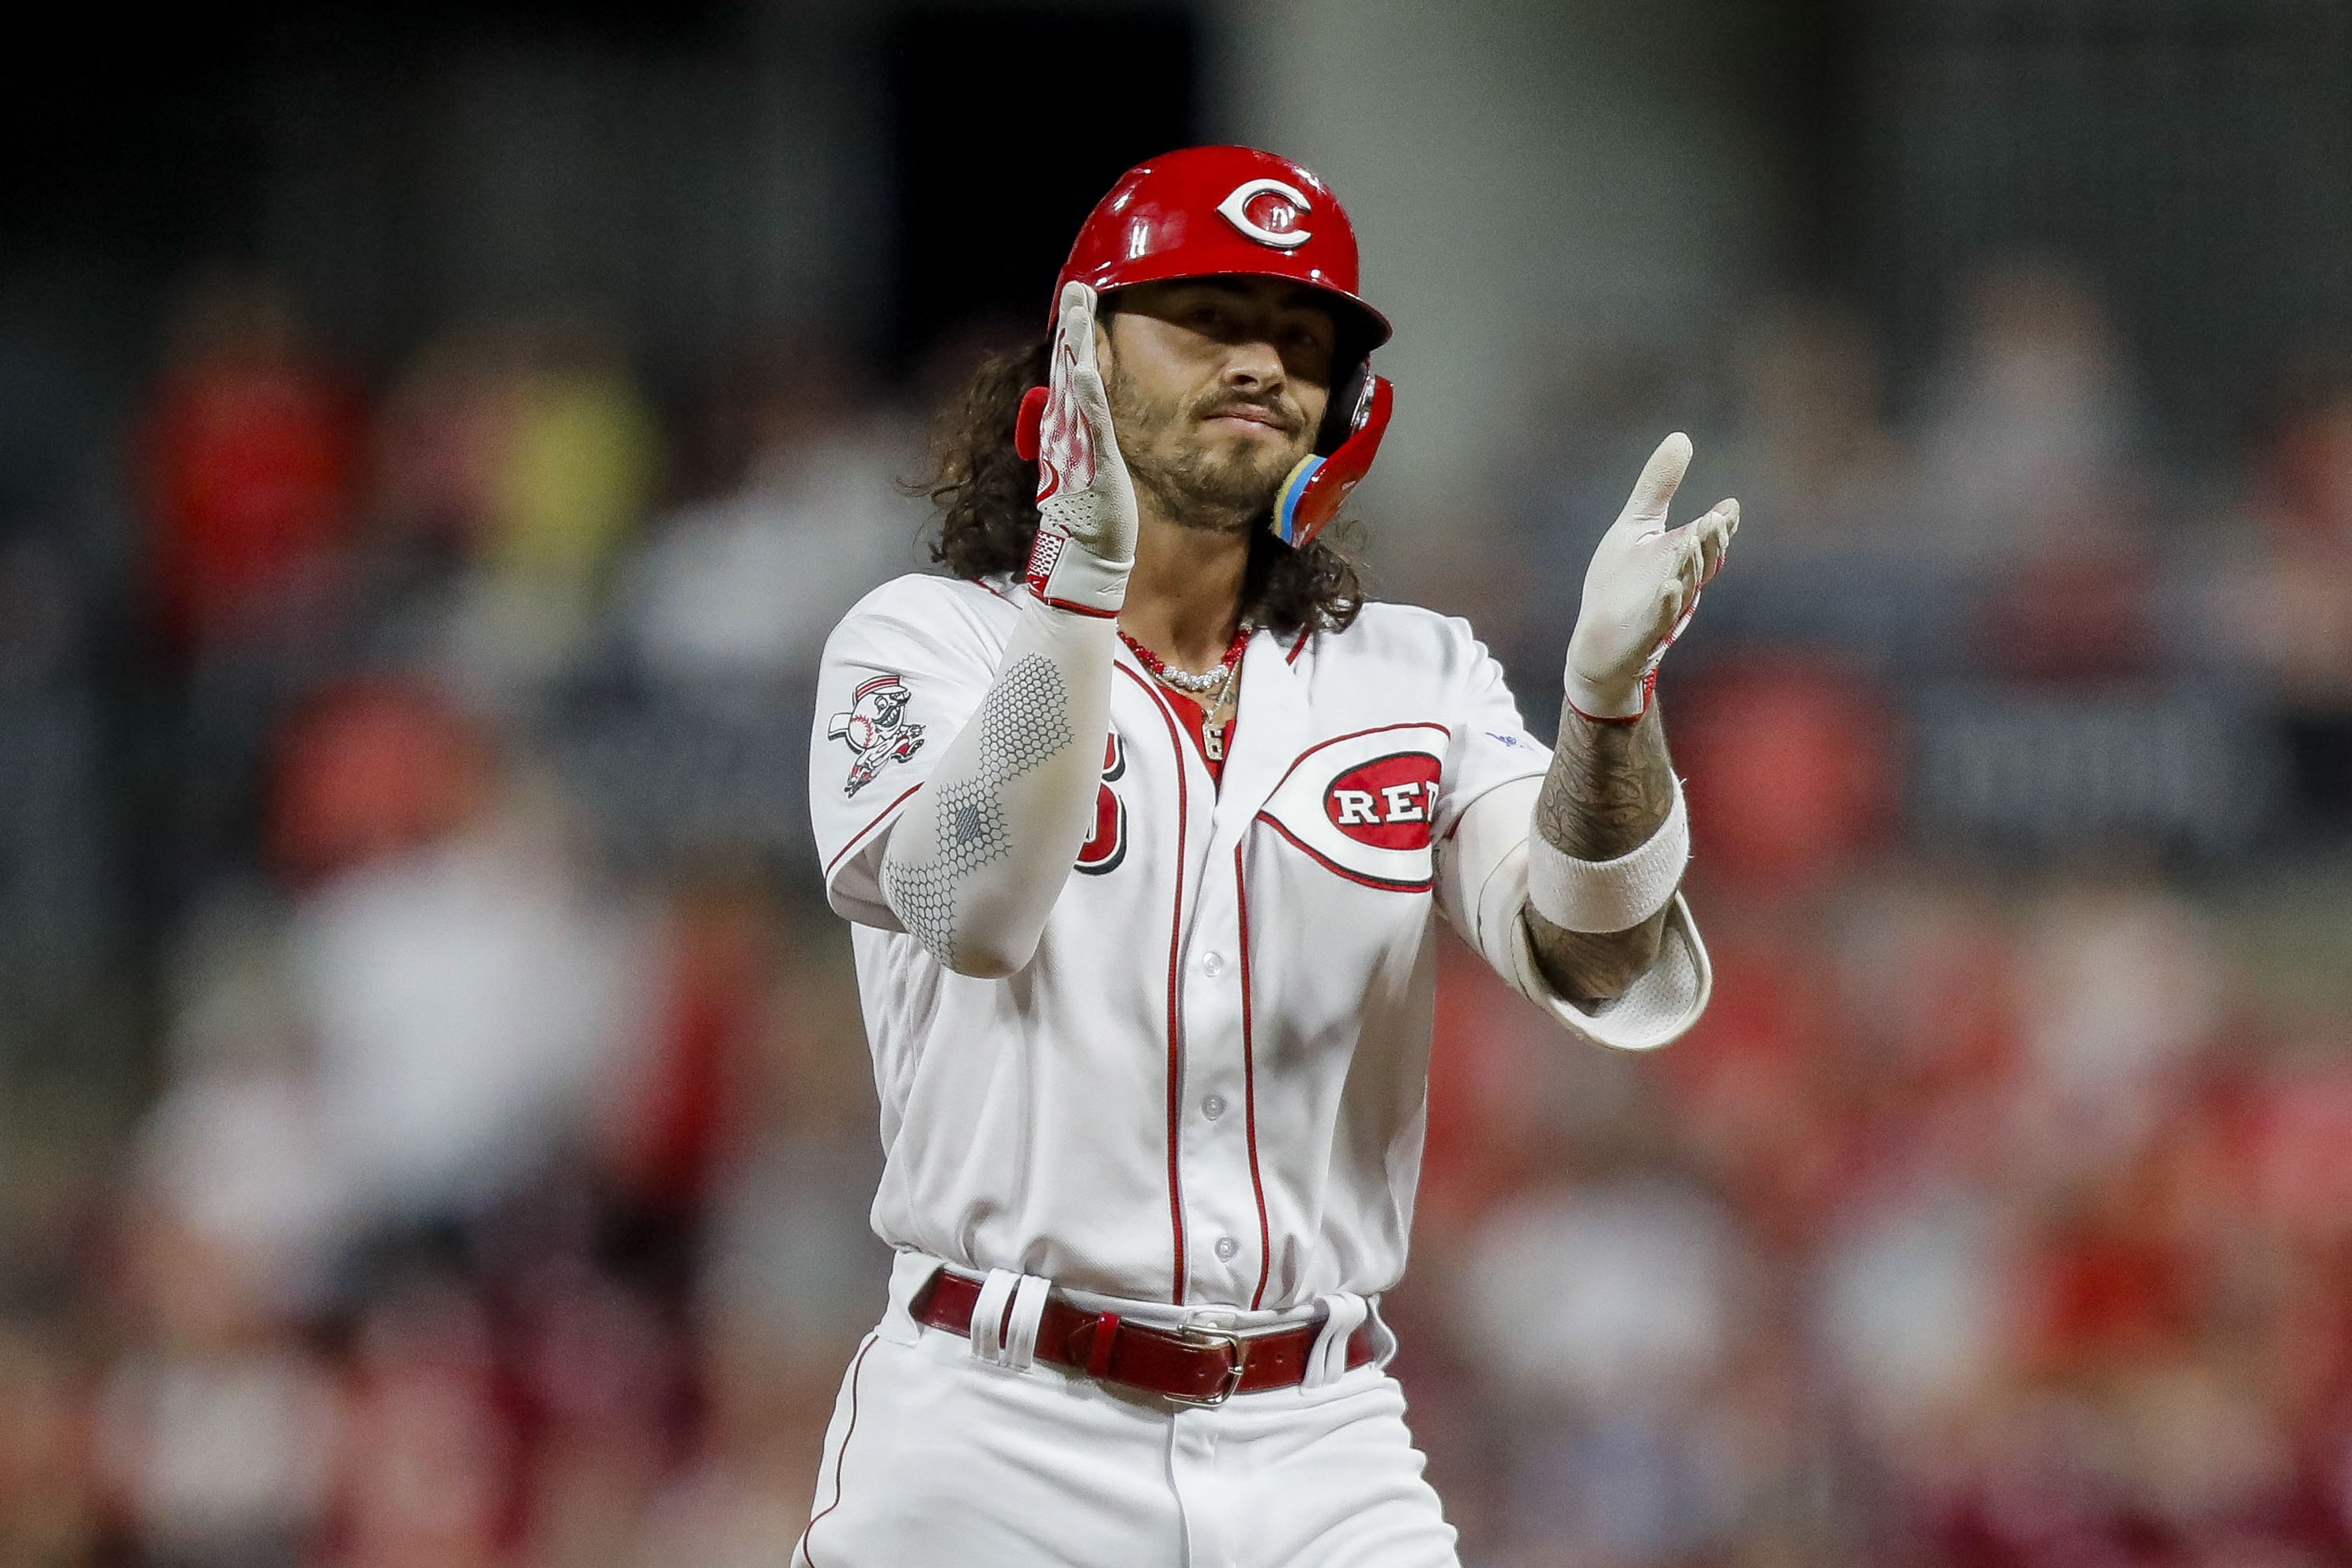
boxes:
[1525,780,1689,934]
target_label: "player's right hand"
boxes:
[1562,432,1738,721]
[1024,281,1139,619]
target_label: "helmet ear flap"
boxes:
[1273,374,1391,549]
[1314,357,1373,457]
[1014,385,1049,462]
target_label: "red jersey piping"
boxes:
[1234,842,1274,1310]
[1116,661,1192,1304]
[823,781,924,879]
[1259,720,1452,801]
[1255,811,1437,893]
[795,1333,878,1567]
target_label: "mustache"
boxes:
[1192,392,1305,435]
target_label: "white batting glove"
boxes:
[1024,282,1139,619]
[1564,432,1739,722]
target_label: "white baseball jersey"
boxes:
[809,572,1709,1314]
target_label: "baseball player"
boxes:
[803,146,1732,1566]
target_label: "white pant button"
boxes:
[1202,1095,1226,1120]
[1214,1236,1240,1262]
[1199,950,1227,977]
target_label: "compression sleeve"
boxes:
[875,594,1115,976]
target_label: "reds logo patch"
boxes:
[1324,754,1443,850]
[827,674,925,797]
[1257,724,1449,891]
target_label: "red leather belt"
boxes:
[912,1268,1378,1407]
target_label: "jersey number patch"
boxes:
[1074,731,1127,875]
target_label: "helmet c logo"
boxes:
[1216,178,1313,250]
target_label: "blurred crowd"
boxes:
[0,249,2349,1568]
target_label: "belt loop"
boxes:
[969,1269,1019,1365]
[1000,1275,1051,1371]
[1305,1292,1369,1388]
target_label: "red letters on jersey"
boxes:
[1074,731,1127,874]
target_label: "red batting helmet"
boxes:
[1015,145,1394,549]
[1052,145,1391,350]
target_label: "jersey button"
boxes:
[1199,950,1227,978]
[1214,1236,1240,1262]
[1202,1094,1226,1121]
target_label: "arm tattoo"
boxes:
[1526,704,1677,1004]
[884,654,1075,964]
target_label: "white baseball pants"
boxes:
[792,1259,1460,1568]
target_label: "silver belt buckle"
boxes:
[1163,1325,1248,1407]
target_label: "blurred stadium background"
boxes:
[6,0,2352,1563]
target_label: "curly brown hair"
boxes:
[913,336,1367,639]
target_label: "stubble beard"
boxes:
[1106,361,1312,537]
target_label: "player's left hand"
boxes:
[1563,432,1738,721]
